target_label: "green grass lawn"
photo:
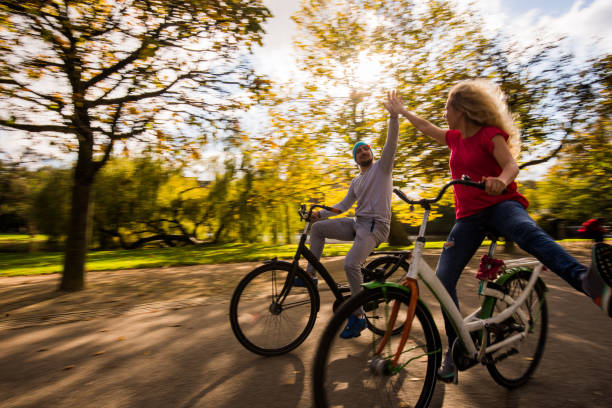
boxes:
[0,237,591,277]
[0,241,421,277]
[0,234,47,243]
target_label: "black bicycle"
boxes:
[229,204,411,356]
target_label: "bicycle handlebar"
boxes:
[393,177,486,208]
[300,176,500,219]
[298,204,338,221]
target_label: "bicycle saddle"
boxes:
[484,231,501,242]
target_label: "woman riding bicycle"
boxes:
[385,78,611,382]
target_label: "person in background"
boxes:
[579,218,607,243]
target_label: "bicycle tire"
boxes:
[229,263,318,356]
[313,286,441,408]
[363,256,410,335]
[484,268,548,388]
[364,255,410,283]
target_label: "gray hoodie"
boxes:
[319,116,399,226]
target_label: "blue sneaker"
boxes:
[339,315,367,339]
[294,275,318,288]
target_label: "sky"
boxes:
[253,0,611,80]
[3,0,610,178]
[245,0,611,180]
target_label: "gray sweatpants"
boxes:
[307,217,390,314]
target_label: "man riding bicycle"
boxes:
[295,91,402,339]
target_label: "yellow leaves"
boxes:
[189,148,201,160]
[25,68,42,80]
[392,201,429,225]
[102,51,118,65]
[139,43,158,59]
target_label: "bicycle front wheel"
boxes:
[485,268,548,388]
[229,263,318,356]
[313,286,441,408]
[363,256,411,335]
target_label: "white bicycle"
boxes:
[313,178,549,408]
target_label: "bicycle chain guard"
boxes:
[476,254,505,281]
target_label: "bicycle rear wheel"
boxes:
[485,268,548,388]
[364,256,409,283]
[363,256,410,335]
[313,286,441,408]
[229,263,318,356]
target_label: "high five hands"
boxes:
[383,90,406,117]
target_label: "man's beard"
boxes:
[358,158,373,167]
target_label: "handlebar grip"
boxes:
[460,176,507,194]
[467,180,486,190]
[466,180,508,194]
[320,205,341,214]
[393,188,408,201]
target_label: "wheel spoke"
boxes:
[486,269,548,388]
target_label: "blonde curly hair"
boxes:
[448,79,522,158]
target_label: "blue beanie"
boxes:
[352,141,372,162]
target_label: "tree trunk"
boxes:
[60,142,96,292]
[60,175,93,291]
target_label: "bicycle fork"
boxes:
[375,277,420,370]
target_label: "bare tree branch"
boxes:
[0,120,72,134]
[519,142,565,169]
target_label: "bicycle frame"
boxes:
[371,180,545,366]
[407,243,542,358]
[285,205,410,305]
[290,219,348,302]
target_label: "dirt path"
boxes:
[1,241,610,408]
[0,242,593,329]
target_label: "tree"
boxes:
[0,0,271,290]
[527,54,612,223]
[0,160,32,233]
[257,0,609,243]
[92,156,179,249]
[29,167,72,245]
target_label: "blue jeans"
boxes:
[437,200,587,345]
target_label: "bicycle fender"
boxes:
[479,267,547,319]
[362,280,407,291]
[262,257,282,265]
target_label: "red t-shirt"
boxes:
[446,126,529,219]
